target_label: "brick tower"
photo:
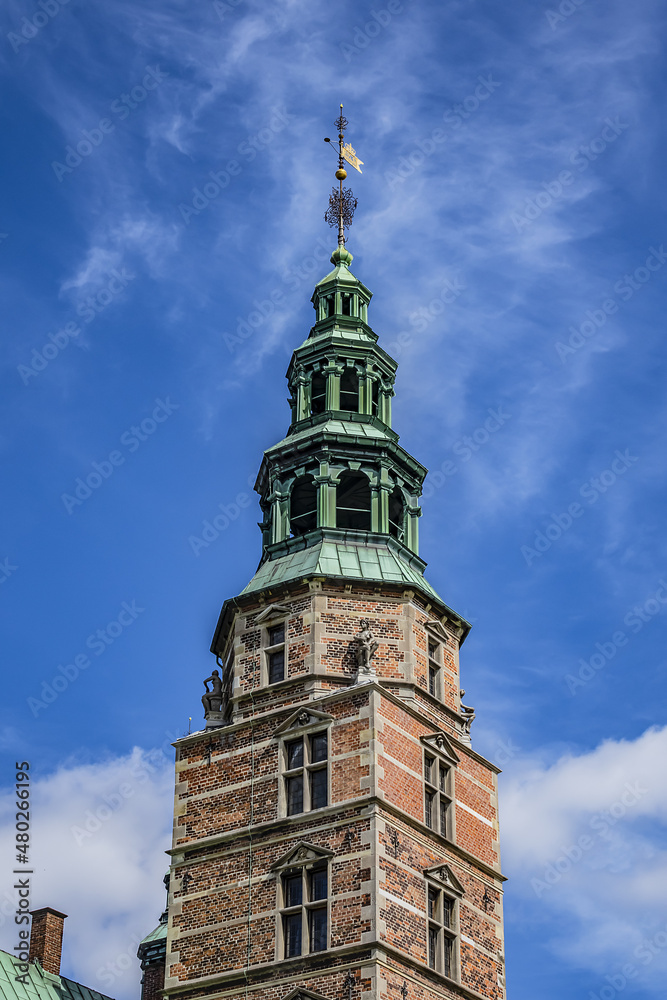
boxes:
[138,119,506,1000]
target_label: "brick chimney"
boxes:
[29,907,67,975]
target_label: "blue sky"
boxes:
[1,0,667,997]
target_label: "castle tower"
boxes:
[139,113,506,1000]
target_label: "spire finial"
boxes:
[324,103,363,247]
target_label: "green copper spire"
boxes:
[240,109,451,611]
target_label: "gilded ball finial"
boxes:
[335,167,347,180]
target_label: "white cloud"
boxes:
[0,747,173,1000]
[60,247,123,294]
[500,726,667,988]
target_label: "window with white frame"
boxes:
[280,862,328,957]
[428,638,441,697]
[424,751,453,839]
[265,621,287,685]
[426,881,458,978]
[283,731,328,815]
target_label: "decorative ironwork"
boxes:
[325,186,357,231]
[335,110,349,133]
[323,103,360,246]
[344,970,356,999]
[400,982,408,1000]
[389,827,399,858]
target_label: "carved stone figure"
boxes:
[202,669,223,715]
[459,688,476,736]
[354,619,379,673]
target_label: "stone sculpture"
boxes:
[459,688,476,737]
[354,619,379,673]
[202,669,223,715]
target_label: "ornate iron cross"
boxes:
[323,104,358,246]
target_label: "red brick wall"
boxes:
[164,581,505,1000]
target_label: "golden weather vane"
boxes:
[323,104,363,247]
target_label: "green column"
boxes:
[379,387,394,427]
[270,489,289,544]
[296,369,310,422]
[406,505,421,554]
[360,373,374,415]
[375,485,391,534]
[324,362,341,410]
[315,463,337,527]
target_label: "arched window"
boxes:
[388,487,405,541]
[290,477,317,537]
[339,368,359,412]
[311,372,326,415]
[336,472,371,531]
[341,293,353,316]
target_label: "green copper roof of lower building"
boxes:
[242,536,442,600]
[0,953,114,1000]
[138,921,167,947]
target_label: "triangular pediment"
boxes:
[271,840,335,872]
[274,707,334,736]
[424,862,464,895]
[253,602,292,624]
[426,616,464,641]
[282,989,329,1000]
[425,618,450,642]
[421,731,460,764]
